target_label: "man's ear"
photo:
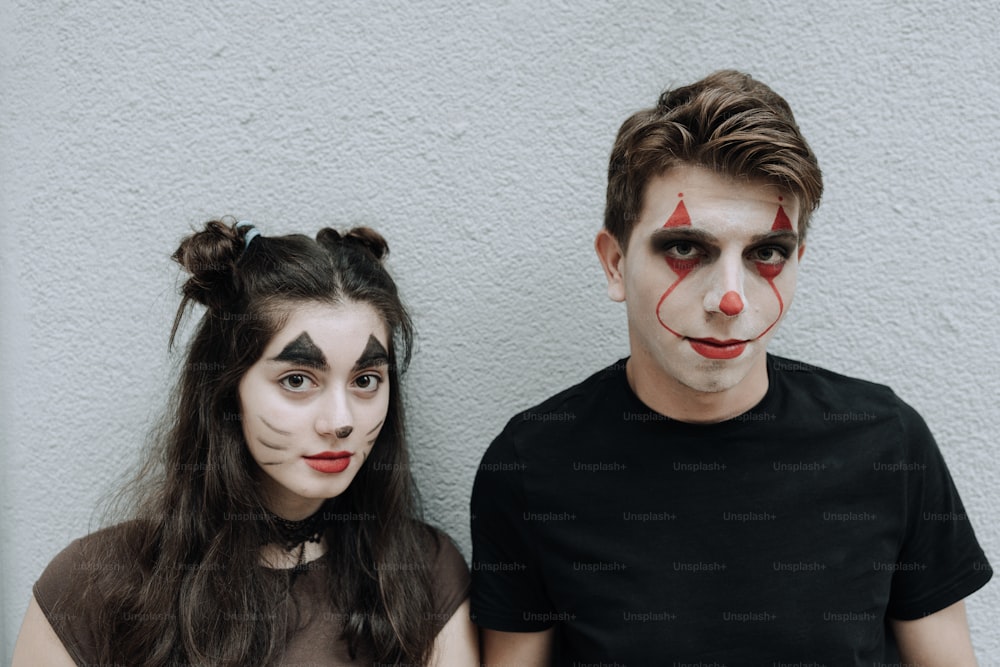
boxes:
[797,243,806,262]
[595,229,626,302]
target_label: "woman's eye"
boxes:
[354,374,382,393]
[280,374,314,392]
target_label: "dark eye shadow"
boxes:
[649,227,718,253]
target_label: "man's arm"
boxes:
[481,627,554,667]
[890,600,978,666]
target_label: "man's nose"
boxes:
[704,256,746,316]
[719,291,744,316]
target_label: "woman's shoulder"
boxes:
[411,521,465,566]
[35,521,148,599]
[414,522,470,621]
[32,521,150,664]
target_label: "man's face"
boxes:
[600,165,803,396]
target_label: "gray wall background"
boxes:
[2,0,997,660]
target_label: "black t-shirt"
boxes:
[471,356,992,665]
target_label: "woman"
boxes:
[12,219,477,665]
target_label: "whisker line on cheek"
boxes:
[258,438,287,451]
[365,419,384,436]
[260,416,291,436]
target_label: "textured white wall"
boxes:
[2,0,998,660]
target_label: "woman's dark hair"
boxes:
[82,218,436,665]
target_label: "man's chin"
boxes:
[676,372,743,395]
[669,354,759,395]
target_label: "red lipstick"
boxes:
[688,338,747,360]
[303,451,352,474]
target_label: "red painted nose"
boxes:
[719,291,744,316]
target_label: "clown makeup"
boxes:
[598,165,803,420]
[272,332,328,369]
[355,335,389,372]
[649,204,799,347]
[238,302,391,520]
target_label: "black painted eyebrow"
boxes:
[749,230,799,246]
[270,332,328,370]
[649,228,799,249]
[649,227,718,248]
[352,335,389,372]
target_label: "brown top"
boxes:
[34,522,470,666]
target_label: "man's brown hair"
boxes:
[605,70,823,249]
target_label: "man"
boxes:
[471,70,992,665]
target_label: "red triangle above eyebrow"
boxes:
[771,206,793,231]
[663,200,691,228]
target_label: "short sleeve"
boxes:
[33,536,102,665]
[428,528,471,631]
[886,401,993,619]
[470,429,554,632]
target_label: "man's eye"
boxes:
[666,242,699,258]
[354,374,382,393]
[280,374,314,392]
[752,246,788,264]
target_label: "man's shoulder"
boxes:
[768,355,928,434]
[770,354,900,403]
[503,359,625,431]
[480,360,625,461]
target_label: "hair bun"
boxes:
[343,227,389,261]
[172,219,246,310]
[317,226,389,262]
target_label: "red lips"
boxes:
[303,451,352,474]
[687,338,748,360]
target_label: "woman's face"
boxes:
[238,301,391,520]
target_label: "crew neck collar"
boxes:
[614,355,779,429]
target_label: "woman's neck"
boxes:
[259,536,327,569]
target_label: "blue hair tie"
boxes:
[236,220,261,249]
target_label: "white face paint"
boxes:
[606,165,803,399]
[238,301,390,519]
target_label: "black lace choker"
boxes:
[272,508,325,551]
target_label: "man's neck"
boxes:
[624,355,769,424]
